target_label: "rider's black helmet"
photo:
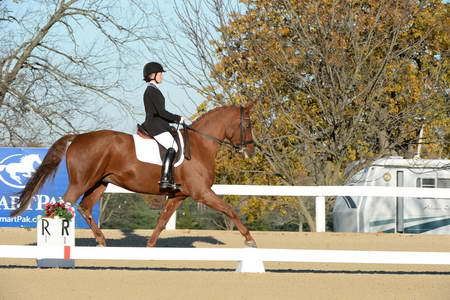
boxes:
[143,62,166,81]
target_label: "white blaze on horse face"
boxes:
[243,126,254,158]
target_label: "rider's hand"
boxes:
[179,117,186,125]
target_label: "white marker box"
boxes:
[36,215,75,268]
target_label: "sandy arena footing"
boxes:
[1,228,450,300]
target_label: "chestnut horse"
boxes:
[11,102,257,247]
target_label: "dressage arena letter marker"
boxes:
[36,215,75,268]
[41,218,50,237]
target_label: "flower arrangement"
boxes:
[44,200,75,221]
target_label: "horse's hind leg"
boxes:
[147,195,185,247]
[77,182,108,247]
[193,189,257,248]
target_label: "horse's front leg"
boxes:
[193,189,257,248]
[147,195,185,247]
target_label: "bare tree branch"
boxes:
[0,0,159,146]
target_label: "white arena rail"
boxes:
[2,245,450,272]
[104,184,450,232]
[1,185,449,272]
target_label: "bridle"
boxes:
[237,105,255,152]
[185,105,255,153]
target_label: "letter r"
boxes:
[62,220,70,236]
[41,219,50,235]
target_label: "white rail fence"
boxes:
[105,184,450,232]
[1,185,449,272]
[2,245,450,273]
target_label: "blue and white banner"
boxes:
[0,148,100,228]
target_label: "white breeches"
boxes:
[153,132,178,152]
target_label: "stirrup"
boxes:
[159,180,181,191]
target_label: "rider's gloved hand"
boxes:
[179,117,186,125]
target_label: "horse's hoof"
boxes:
[245,240,257,248]
[97,241,106,247]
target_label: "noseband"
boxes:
[186,105,255,152]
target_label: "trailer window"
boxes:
[416,178,436,188]
[437,179,450,188]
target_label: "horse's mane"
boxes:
[191,105,236,126]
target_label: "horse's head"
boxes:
[226,101,255,158]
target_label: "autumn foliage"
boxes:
[199,0,449,230]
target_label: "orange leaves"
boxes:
[195,0,449,226]
[214,62,225,74]
[277,27,290,37]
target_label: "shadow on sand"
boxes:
[74,229,225,248]
[1,264,449,275]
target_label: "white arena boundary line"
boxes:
[104,184,450,232]
[2,245,450,272]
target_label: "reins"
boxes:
[185,125,240,149]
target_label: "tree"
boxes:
[0,0,157,146]
[210,0,449,229]
[0,0,14,23]
[154,0,243,112]
[211,0,449,185]
[100,193,159,229]
[159,0,449,231]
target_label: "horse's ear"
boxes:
[244,101,254,111]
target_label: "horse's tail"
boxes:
[11,134,77,217]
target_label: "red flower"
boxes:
[42,201,74,221]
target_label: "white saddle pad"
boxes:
[132,131,184,167]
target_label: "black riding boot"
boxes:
[159,147,179,191]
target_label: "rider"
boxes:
[140,62,184,191]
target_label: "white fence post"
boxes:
[164,195,177,230]
[315,196,326,232]
[166,213,176,230]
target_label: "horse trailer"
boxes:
[333,157,450,234]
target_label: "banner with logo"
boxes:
[0,148,100,228]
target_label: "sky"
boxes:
[95,1,207,134]
[3,0,244,139]
[104,61,202,134]
[4,0,208,136]
[100,0,243,134]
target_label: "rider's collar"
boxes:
[148,81,159,88]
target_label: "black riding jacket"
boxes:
[140,83,181,136]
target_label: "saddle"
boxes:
[136,124,184,162]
